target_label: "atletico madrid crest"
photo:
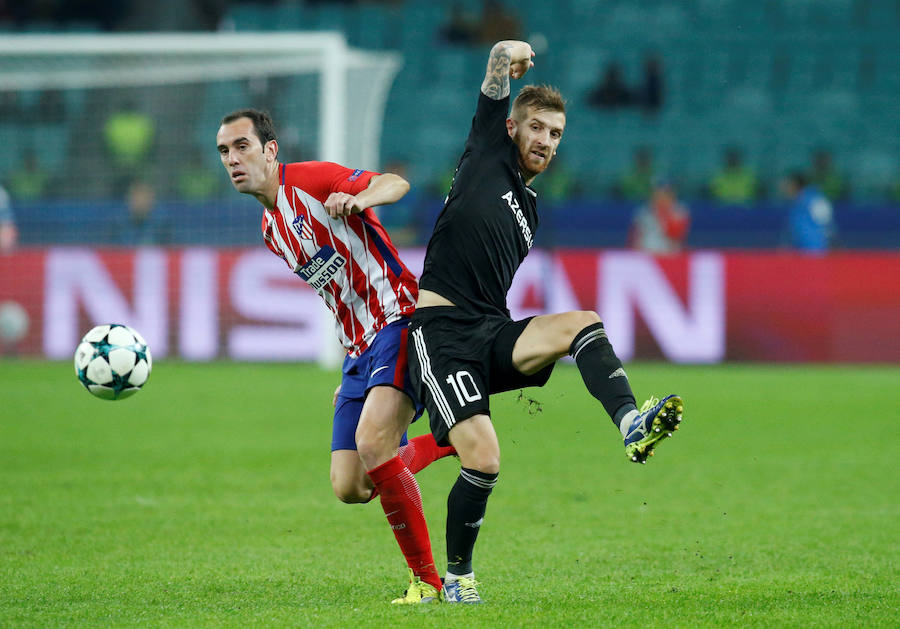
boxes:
[292,214,314,240]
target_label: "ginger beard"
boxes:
[508,107,565,182]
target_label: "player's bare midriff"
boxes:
[416,289,456,308]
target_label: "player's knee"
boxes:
[354,428,377,461]
[331,478,370,504]
[456,442,500,475]
[473,455,500,475]
[330,468,371,504]
[569,310,602,333]
[354,423,395,468]
[554,310,602,354]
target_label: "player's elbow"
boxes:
[376,173,409,201]
[393,175,410,198]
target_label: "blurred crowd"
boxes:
[0,78,885,255]
[1,0,898,255]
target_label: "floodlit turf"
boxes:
[1,359,898,628]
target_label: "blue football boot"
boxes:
[623,395,684,463]
[442,576,482,604]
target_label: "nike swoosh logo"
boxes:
[385,510,400,517]
[371,366,390,377]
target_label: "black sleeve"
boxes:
[465,91,511,154]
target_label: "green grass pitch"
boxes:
[1,359,898,628]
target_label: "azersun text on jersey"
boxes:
[418,92,540,317]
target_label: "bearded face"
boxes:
[508,106,566,181]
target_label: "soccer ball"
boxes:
[74,323,152,400]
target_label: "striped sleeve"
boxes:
[288,161,378,201]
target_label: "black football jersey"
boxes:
[419,92,539,317]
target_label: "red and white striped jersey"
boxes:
[261,162,418,357]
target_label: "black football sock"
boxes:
[570,322,637,427]
[446,467,497,576]
[613,403,639,430]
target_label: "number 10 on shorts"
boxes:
[446,370,482,406]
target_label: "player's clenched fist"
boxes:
[508,42,534,80]
[325,191,362,217]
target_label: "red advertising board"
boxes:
[1,247,899,362]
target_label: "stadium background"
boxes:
[1,0,899,362]
[2,3,899,627]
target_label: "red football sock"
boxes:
[397,433,457,474]
[366,435,456,503]
[367,456,442,591]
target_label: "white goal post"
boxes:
[0,32,401,169]
[0,33,403,366]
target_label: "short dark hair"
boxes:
[511,85,566,121]
[220,108,278,147]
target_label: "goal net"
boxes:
[0,33,402,363]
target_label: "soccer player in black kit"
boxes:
[407,40,685,604]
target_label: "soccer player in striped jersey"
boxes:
[406,41,685,603]
[216,109,451,604]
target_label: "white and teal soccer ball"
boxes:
[74,323,152,400]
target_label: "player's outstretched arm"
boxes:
[324,173,410,218]
[481,40,534,101]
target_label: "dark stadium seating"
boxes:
[3,0,899,248]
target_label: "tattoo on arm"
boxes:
[481,44,511,100]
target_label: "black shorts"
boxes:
[407,306,555,445]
